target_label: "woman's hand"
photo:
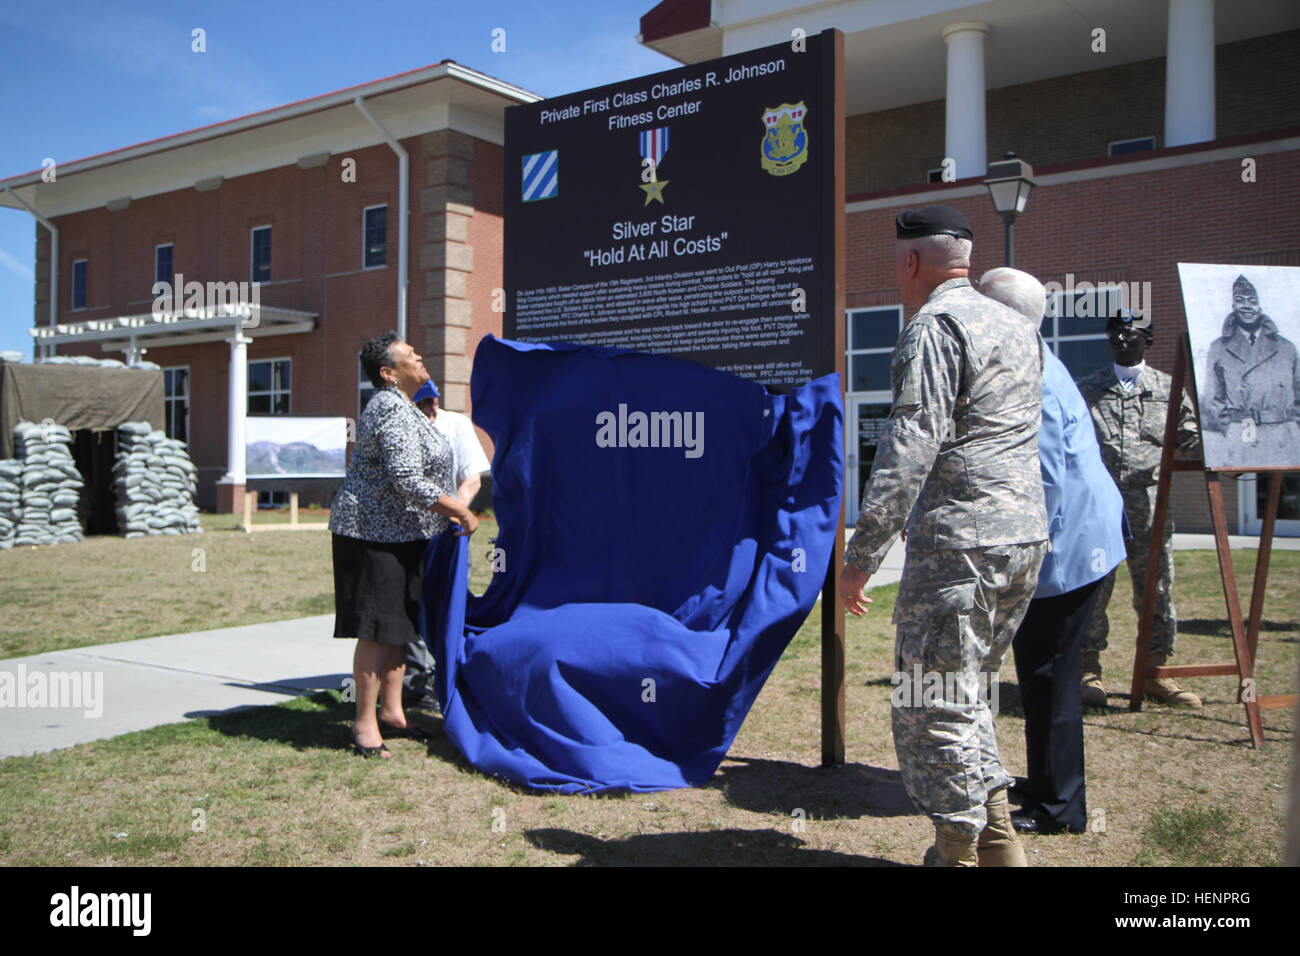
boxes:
[449,510,478,536]
[431,494,478,535]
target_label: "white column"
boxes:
[124,334,146,367]
[222,330,251,484]
[1165,0,1215,147]
[942,21,989,180]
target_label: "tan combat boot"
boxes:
[977,786,1028,867]
[923,822,979,867]
[1081,650,1107,709]
[1144,653,1203,708]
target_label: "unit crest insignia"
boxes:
[761,102,808,176]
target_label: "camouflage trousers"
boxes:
[1082,488,1177,658]
[890,542,1046,834]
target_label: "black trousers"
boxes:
[1011,577,1104,833]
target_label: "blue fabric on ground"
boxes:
[423,336,843,793]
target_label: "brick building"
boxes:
[0,61,534,511]
[641,0,1300,535]
[4,2,1299,534]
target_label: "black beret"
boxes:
[1106,309,1152,332]
[896,205,974,241]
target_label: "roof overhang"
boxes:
[29,305,317,353]
[639,0,1300,117]
[639,0,722,63]
[0,61,541,219]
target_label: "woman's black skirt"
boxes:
[332,533,426,644]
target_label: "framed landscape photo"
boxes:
[1178,262,1300,470]
[245,416,348,479]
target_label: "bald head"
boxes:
[977,267,1046,324]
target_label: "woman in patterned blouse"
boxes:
[329,332,478,758]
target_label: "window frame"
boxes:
[362,204,388,270]
[250,224,272,284]
[845,304,905,394]
[71,258,88,311]
[162,365,191,444]
[358,357,378,418]
[247,356,292,416]
[1108,135,1156,157]
[155,243,174,288]
[1043,285,1125,379]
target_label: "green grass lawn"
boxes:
[0,521,1294,866]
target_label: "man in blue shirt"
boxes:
[979,269,1127,836]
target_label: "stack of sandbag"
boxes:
[11,421,84,547]
[0,459,20,549]
[113,422,202,537]
[38,355,127,369]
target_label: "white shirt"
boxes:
[1113,361,1145,391]
[431,408,491,486]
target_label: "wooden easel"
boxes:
[1131,334,1298,746]
[239,490,328,533]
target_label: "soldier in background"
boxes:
[839,205,1047,867]
[1076,311,1202,708]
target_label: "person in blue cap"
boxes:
[404,379,492,714]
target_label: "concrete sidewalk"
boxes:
[1,533,1294,758]
[0,615,349,758]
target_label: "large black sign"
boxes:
[504,31,840,389]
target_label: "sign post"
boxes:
[504,30,847,763]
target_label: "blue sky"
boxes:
[0,0,675,357]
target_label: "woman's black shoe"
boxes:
[1010,808,1081,834]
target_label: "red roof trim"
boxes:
[845,126,1300,203]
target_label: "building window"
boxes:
[358,358,378,416]
[248,358,290,414]
[257,491,290,509]
[363,205,387,269]
[1043,284,1125,379]
[846,305,904,392]
[163,367,190,444]
[250,225,271,283]
[155,244,174,287]
[1109,136,1156,157]
[71,259,87,310]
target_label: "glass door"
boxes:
[1238,472,1300,537]
[845,395,893,525]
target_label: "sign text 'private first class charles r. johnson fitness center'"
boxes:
[504,32,839,389]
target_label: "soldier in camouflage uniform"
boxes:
[1075,311,1202,708]
[839,205,1048,867]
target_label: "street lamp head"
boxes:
[983,153,1036,219]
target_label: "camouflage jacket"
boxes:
[1201,315,1300,430]
[1075,363,1200,490]
[845,278,1048,573]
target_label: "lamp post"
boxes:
[983,152,1036,267]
